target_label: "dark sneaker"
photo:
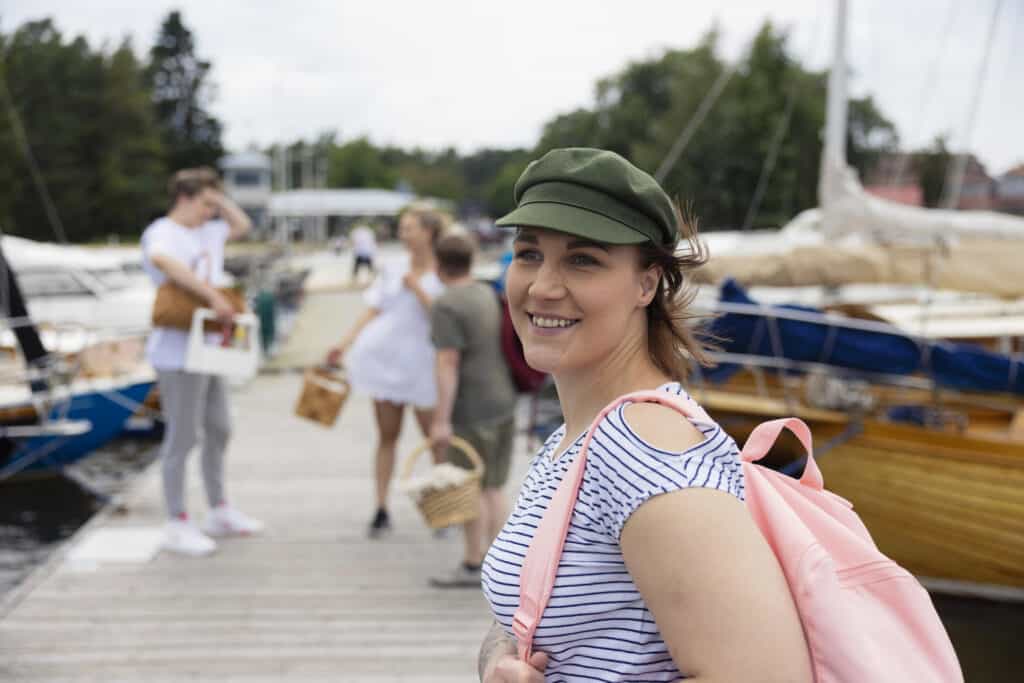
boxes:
[368,509,391,539]
[429,563,482,589]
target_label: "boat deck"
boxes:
[0,275,526,681]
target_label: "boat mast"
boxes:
[820,0,849,208]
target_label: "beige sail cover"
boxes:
[696,239,1024,298]
[819,155,1024,243]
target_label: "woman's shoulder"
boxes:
[586,383,742,490]
[592,384,715,452]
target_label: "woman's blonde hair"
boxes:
[400,202,450,245]
[639,202,713,378]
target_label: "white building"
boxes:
[219,151,452,242]
[220,152,273,235]
[268,188,444,243]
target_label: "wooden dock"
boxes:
[0,273,528,682]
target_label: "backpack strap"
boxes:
[513,389,709,661]
[739,418,823,491]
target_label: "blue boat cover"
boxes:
[705,279,1024,395]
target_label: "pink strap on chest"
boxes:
[512,390,710,661]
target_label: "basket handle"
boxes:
[400,435,484,481]
[304,367,350,393]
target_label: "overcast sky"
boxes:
[3,0,1021,174]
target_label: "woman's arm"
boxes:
[325,308,379,365]
[619,403,813,682]
[622,490,812,682]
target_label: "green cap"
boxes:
[495,147,677,246]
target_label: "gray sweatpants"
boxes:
[156,370,232,519]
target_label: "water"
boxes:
[0,439,1021,680]
[931,594,1023,680]
[0,437,156,597]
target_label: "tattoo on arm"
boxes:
[478,619,516,681]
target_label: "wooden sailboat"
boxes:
[690,0,1024,599]
[694,372,1024,595]
[691,289,1024,596]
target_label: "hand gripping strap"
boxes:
[739,417,823,491]
[513,390,709,661]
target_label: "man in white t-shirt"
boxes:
[349,223,377,283]
[142,167,263,556]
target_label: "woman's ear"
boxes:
[639,267,660,307]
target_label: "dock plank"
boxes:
[1,282,531,682]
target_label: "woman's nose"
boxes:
[528,261,566,300]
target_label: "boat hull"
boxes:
[1,379,156,479]
[704,396,1024,592]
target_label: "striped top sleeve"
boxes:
[585,394,744,540]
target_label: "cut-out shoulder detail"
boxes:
[621,401,707,454]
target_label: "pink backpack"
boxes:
[513,390,963,682]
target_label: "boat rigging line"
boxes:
[740,7,826,231]
[939,0,1005,209]
[654,59,739,183]
[886,0,958,189]
[0,56,69,244]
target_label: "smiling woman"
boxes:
[476,148,813,682]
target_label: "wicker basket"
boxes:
[294,367,350,427]
[400,435,484,529]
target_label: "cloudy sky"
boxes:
[4,0,1021,173]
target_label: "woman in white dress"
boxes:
[327,207,446,537]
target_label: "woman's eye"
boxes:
[568,253,600,266]
[514,249,541,263]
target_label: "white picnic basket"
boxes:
[184,309,260,379]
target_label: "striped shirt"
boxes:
[481,382,744,681]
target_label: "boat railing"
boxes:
[699,300,940,341]
[0,314,152,415]
[692,300,1024,418]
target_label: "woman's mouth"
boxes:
[528,314,580,329]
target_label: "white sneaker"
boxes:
[162,519,217,556]
[203,505,265,537]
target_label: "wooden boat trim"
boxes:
[918,577,1024,604]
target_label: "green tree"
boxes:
[486,157,531,217]
[95,41,168,233]
[915,135,953,208]
[145,11,223,171]
[847,94,899,182]
[530,22,898,229]
[394,147,466,201]
[459,148,530,215]
[0,20,165,241]
[327,137,397,188]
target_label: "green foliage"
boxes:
[535,22,898,229]
[0,20,166,241]
[486,158,531,217]
[327,137,397,188]
[915,136,953,208]
[322,140,530,214]
[0,13,905,243]
[145,11,223,171]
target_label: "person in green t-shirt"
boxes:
[429,232,518,588]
